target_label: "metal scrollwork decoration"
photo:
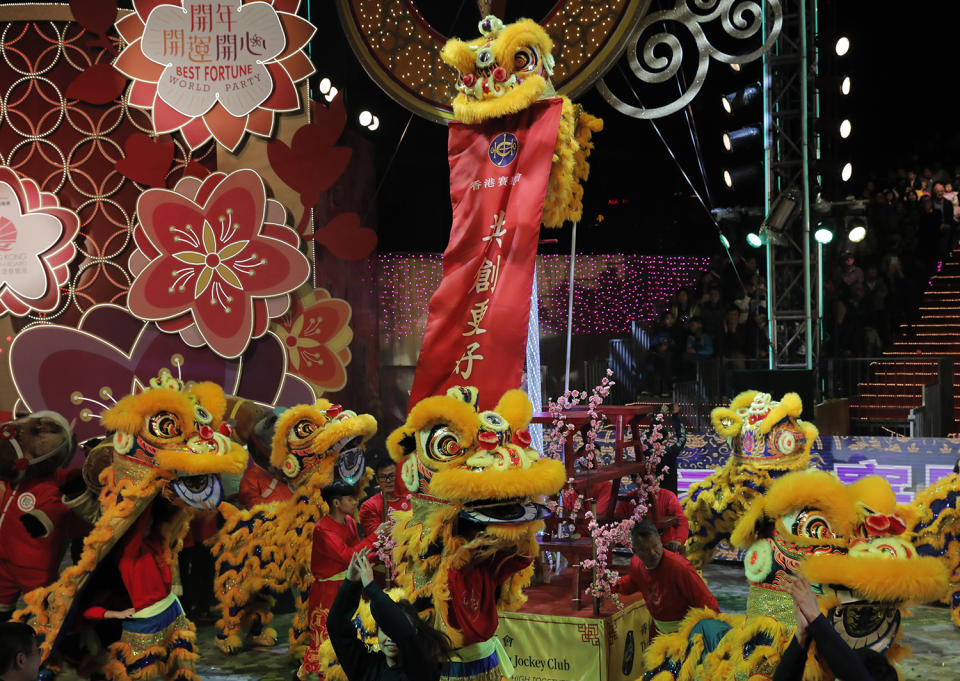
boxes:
[597,0,783,119]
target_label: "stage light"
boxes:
[721,82,761,115]
[840,76,851,95]
[358,110,372,127]
[814,227,834,244]
[324,86,338,102]
[720,234,730,248]
[319,77,332,94]
[835,37,850,56]
[746,232,763,248]
[722,125,762,152]
[723,167,759,189]
[368,115,380,131]
[841,162,853,182]
[848,225,866,242]
[839,119,852,138]
[730,63,741,73]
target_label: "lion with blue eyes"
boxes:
[683,391,818,569]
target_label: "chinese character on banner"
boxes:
[482,211,507,247]
[115,0,317,150]
[463,299,490,337]
[474,256,500,294]
[454,342,484,380]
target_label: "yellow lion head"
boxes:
[441,15,556,124]
[387,386,565,528]
[270,399,377,488]
[711,391,817,468]
[101,370,247,491]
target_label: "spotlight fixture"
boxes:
[840,76,851,95]
[814,227,834,244]
[841,162,853,182]
[848,225,866,242]
[839,120,852,139]
[722,125,762,153]
[367,116,380,131]
[835,36,850,56]
[324,86,338,102]
[746,232,763,248]
[758,188,800,245]
[318,77,332,94]
[721,82,761,115]
[719,234,730,248]
[723,166,760,189]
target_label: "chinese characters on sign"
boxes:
[140,0,286,118]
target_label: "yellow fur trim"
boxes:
[491,19,553,71]
[439,38,476,75]
[762,469,856,537]
[730,495,769,548]
[154,445,247,476]
[711,406,743,438]
[103,388,195,437]
[387,395,479,462]
[801,553,948,604]
[450,76,547,124]
[428,458,565,501]
[731,390,760,411]
[187,381,226,425]
[847,474,897,515]
[494,388,533,431]
[270,402,376,470]
[759,392,802,433]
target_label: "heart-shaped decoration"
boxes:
[10,305,315,442]
[313,212,377,261]
[115,133,174,188]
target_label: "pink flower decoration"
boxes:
[274,288,353,392]
[127,169,310,358]
[0,167,80,317]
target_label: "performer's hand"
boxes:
[357,552,375,588]
[104,608,136,619]
[793,602,808,647]
[784,575,820,623]
[347,552,362,583]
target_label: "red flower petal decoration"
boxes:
[478,432,499,451]
[313,212,377,262]
[126,170,311,359]
[325,404,343,418]
[512,430,532,447]
[65,63,127,105]
[864,514,891,536]
[114,133,174,187]
[273,289,354,392]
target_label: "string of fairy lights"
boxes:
[375,253,710,343]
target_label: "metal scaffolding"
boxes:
[763,0,817,370]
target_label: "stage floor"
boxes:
[52,564,959,681]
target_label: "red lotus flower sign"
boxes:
[127,168,311,358]
[273,288,353,392]
[115,0,316,150]
[0,167,80,317]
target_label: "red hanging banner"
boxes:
[409,98,562,410]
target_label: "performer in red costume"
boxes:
[237,410,292,508]
[358,451,409,538]
[615,487,689,554]
[299,482,376,679]
[616,520,717,638]
[0,412,81,620]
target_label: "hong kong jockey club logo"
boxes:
[488,132,518,167]
[17,492,36,512]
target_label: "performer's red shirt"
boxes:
[446,553,532,646]
[615,488,689,546]
[358,493,410,538]
[309,514,376,612]
[237,464,292,508]
[616,549,717,624]
[0,478,74,574]
[84,510,172,620]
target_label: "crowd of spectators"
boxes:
[638,162,959,396]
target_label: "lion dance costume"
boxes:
[14,370,248,681]
[642,469,949,681]
[316,387,565,681]
[208,399,376,659]
[683,391,817,568]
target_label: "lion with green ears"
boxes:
[14,370,247,681]
[441,14,603,227]
[208,400,376,658]
[642,469,949,681]
[683,391,818,569]
[315,387,566,681]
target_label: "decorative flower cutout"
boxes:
[0,167,80,317]
[127,169,311,358]
[272,288,353,392]
[114,0,316,151]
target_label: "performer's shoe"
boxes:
[214,633,244,654]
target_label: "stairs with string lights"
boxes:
[849,251,960,431]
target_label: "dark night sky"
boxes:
[309,1,959,256]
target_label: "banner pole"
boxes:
[564,222,578,394]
